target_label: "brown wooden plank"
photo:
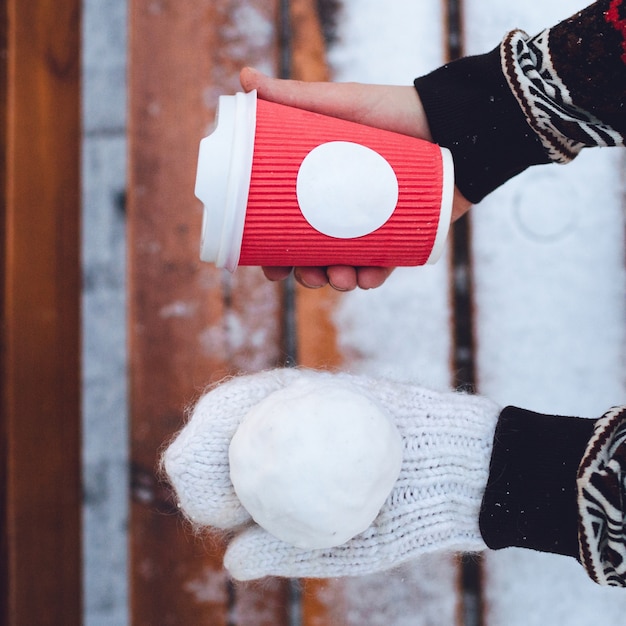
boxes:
[0,1,82,624]
[0,13,8,622]
[127,1,291,624]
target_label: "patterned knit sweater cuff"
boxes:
[577,406,626,586]
[414,46,550,204]
[479,406,596,558]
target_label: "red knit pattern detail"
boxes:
[605,0,626,64]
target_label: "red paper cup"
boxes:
[196,90,453,271]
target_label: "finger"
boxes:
[262,266,292,282]
[356,267,394,290]
[327,266,357,291]
[240,68,430,139]
[294,267,328,289]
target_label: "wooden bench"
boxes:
[3,0,625,623]
[0,1,81,624]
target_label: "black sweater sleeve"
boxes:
[414,48,551,203]
[479,406,596,558]
[414,0,626,203]
[479,405,626,587]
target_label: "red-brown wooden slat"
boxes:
[0,0,82,624]
[127,1,290,624]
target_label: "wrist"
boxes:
[414,46,550,203]
[479,406,597,558]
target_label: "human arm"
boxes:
[415,0,626,203]
[245,0,626,291]
[161,368,626,585]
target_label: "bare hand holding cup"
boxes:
[239,67,472,291]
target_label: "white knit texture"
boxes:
[162,368,500,580]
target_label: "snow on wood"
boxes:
[463,0,626,623]
[127,1,289,624]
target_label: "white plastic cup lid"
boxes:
[195,90,257,271]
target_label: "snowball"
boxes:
[229,376,403,549]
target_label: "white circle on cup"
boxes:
[296,141,399,239]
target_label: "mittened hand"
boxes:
[162,368,500,580]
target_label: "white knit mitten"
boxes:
[162,369,500,580]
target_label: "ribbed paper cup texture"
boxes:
[196,90,453,270]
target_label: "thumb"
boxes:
[239,66,271,94]
[224,526,294,580]
[239,66,348,113]
[238,67,431,141]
